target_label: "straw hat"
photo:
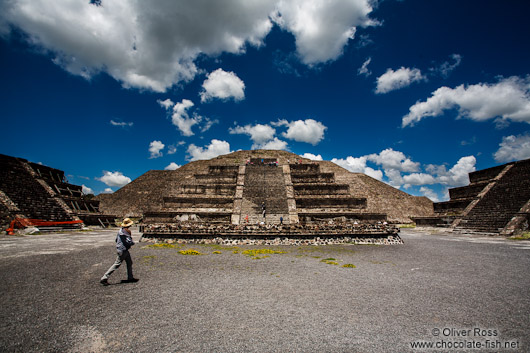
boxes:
[120,218,134,228]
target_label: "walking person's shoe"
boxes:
[100,278,109,286]
[122,278,139,283]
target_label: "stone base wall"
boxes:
[142,234,403,246]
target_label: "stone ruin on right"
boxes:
[413,157,530,236]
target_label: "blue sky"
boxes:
[1,0,529,201]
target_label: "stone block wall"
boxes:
[456,159,530,233]
[142,165,239,224]
[318,161,433,223]
[448,181,489,200]
[416,158,530,234]
[433,199,472,215]
[468,165,507,184]
[289,162,384,223]
[0,154,74,223]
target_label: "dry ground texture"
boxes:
[0,227,529,352]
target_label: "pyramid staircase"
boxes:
[239,159,290,224]
[414,158,530,235]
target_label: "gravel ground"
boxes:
[0,228,529,352]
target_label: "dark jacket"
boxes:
[116,228,135,254]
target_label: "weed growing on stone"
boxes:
[321,258,339,265]
[179,249,202,255]
[342,264,356,268]
[510,232,530,240]
[213,251,222,254]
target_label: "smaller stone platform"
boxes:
[141,222,402,246]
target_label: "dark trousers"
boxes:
[101,250,133,280]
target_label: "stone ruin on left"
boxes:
[0,153,116,234]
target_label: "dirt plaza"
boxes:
[0,228,529,352]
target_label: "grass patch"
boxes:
[509,232,530,240]
[242,249,287,257]
[200,244,239,251]
[213,251,222,254]
[144,243,180,249]
[252,255,271,260]
[321,258,339,265]
[179,249,202,255]
[342,264,356,268]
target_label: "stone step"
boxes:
[239,213,290,224]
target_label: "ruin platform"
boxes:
[141,222,402,246]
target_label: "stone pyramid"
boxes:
[98,150,433,224]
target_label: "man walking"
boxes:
[100,218,139,285]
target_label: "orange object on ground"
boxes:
[6,218,83,235]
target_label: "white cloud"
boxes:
[187,139,232,161]
[302,153,323,161]
[334,149,417,188]
[419,186,440,202]
[494,133,530,163]
[363,167,384,180]
[0,0,278,92]
[434,156,476,187]
[201,118,219,133]
[171,99,201,137]
[275,118,327,145]
[229,123,288,150]
[157,98,175,110]
[384,169,403,188]
[375,67,426,94]
[331,149,474,190]
[434,54,462,78]
[167,145,177,155]
[81,184,94,195]
[366,148,419,172]
[272,0,376,65]
[97,171,131,188]
[357,57,371,77]
[259,137,288,150]
[148,140,165,159]
[331,156,383,180]
[403,173,436,186]
[164,162,181,171]
[110,120,133,128]
[1,0,377,91]
[200,68,245,103]
[402,76,530,127]
[102,188,114,194]
[332,156,367,173]
[229,123,276,148]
